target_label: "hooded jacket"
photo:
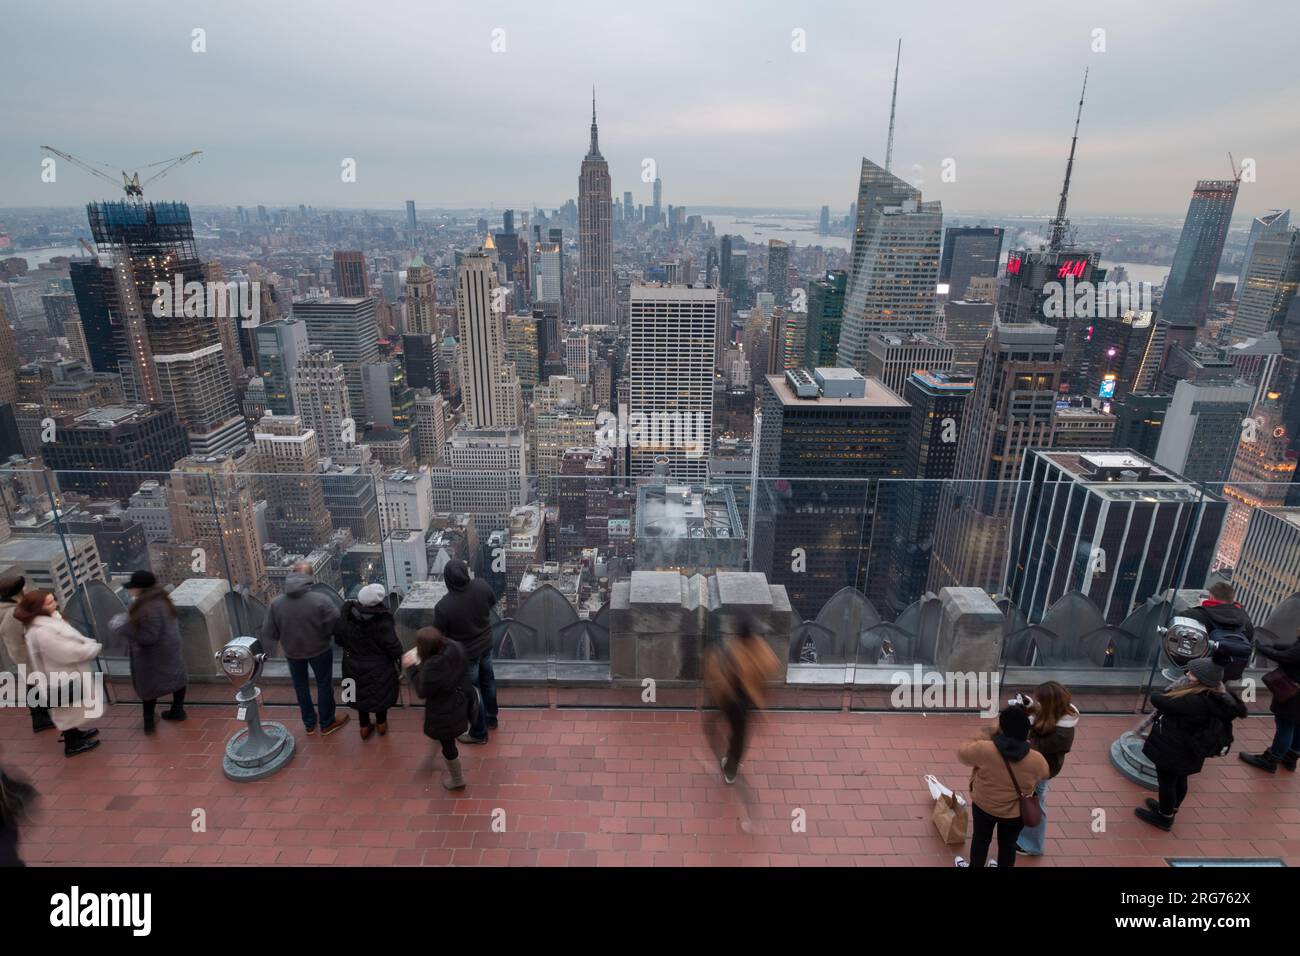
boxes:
[1028,704,1080,779]
[1184,601,1254,642]
[261,574,341,660]
[1256,639,1300,723]
[114,587,187,702]
[411,640,470,741]
[333,600,402,714]
[432,561,497,661]
[958,733,1050,819]
[1143,686,1247,776]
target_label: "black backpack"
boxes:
[1187,712,1234,760]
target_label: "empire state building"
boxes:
[576,92,615,326]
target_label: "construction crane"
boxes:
[39,146,202,202]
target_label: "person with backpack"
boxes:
[406,627,472,790]
[333,583,402,740]
[1014,680,1079,856]
[1183,582,1254,682]
[955,705,1049,868]
[1239,628,1300,773]
[1135,657,1247,831]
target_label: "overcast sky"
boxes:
[2,0,1296,218]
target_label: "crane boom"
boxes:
[39,146,202,201]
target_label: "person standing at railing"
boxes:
[1239,630,1300,774]
[954,705,1049,868]
[17,590,102,758]
[1013,681,1079,857]
[0,575,55,734]
[333,583,402,739]
[112,571,187,734]
[405,627,473,790]
[1134,658,1247,831]
[703,620,780,785]
[433,560,498,745]
[262,562,348,736]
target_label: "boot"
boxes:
[64,728,101,758]
[1239,751,1279,773]
[375,722,388,736]
[30,707,55,733]
[1282,751,1299,772]
[1135,806,1174,831]
[441,756,466,791]
[160,708,187,722]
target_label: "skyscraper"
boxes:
[766,239,790,306]
[1159,180,1239,327]
[939,226,1004,301]
[628,283,717,482]
[404,255,436,334]
[254,318,310,415]
[1154,378,1255,484]
[836,159,943,372]
[333,250,369,298]
[455,250,520,428]
[292,297,380,421]
[575,94,616,326]
[1231,228,1300,340]
[254,414,333,555]
[405,200,418,233]
[291,350,356,463]
[803,270,847,369]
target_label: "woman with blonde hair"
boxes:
[1135,658,1246,831]
[1015,680,1079,856]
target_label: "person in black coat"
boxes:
[333,583,402,739]
[1240,629,1300,773]
[112,571,187,734]
[1135,658,1247,831]
[407,627,470,790]
[433,560,498,744]
[0,764,37,867]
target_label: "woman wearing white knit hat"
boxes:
[332,583,402,739]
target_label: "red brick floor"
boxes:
[3,704,1297,866]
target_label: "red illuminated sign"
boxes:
[1006,256,1022,276]
[1057,259,1087,279]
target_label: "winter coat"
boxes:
[1257,639,1300,723]
[958,734,1050,819]
[1029,704,1079,779]
[704,636,782,709]
[411,641,469,742]
[114,588,187,702]
[433,561,497,661]
[0,600,28,672]
[1185,601,1254,643]
[23,614,103,731]
[261,574,340,660]
[333,601,402,714]
[1143,687,1247,776]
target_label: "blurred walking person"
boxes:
[113,571,187,734]
[703,621,780,784]
[955,706,1049,868]
[1135,658,1247,830]
[406,627,472,790]
[1241,628,1300,773]
[1014,681,1079,856]
[0,763,37,867]
[17,590,103,757]
[333,583,402,739]
[262,563,347,736]
[0,575,54,733]
[433,560,498,744]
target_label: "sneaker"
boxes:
[359,724,374,740]
[1239,751,1278,773]
[1135,806,1174,831]
[954,856,969,868]
[1144,797,1162,814]
[160,709,187,722]
[721,756,737,785]
[457,731,489,745]
[987,859,998,867]
[65,736,101,758]
[1283,751,1299,773]
[320,714,351,736]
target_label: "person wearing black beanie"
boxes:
[955,705,1050,868]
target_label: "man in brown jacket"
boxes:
[955,706,1049,868]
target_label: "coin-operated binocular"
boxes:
[1157,615,1252,682]
[215,636,295,781]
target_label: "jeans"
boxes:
[465,651,498,739]
[1015,778,1050,854]
[1269,716,1299,758]
[969,804,1024,868]
[288,648,336,729]
[1156,769,1189,815]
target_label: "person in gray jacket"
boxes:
[113,571,188,733]
[261,563,348,735]
[0,575,54,733]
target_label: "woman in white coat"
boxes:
[17,590,103,757]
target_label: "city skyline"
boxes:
[2,1,1297,216]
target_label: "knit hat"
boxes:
[126,570,157,590]
[357,583,387,607]
[0,574,24,600]
[1188,657,1224,686]
[998,705,1032,741]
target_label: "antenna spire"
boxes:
[1048,68,1088,252]
[885,39,901,173]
